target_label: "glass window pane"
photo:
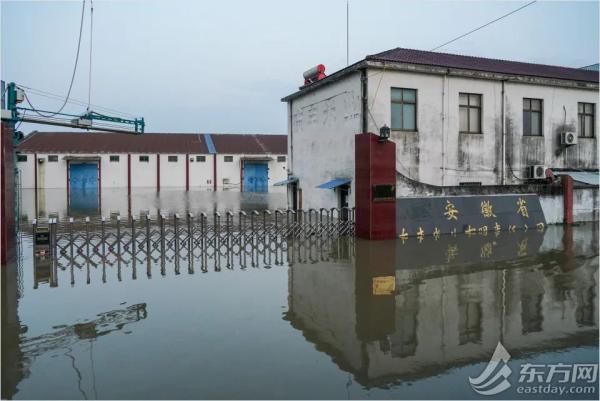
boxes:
[391,88,402,102]
[579,115,584,135]
[403,89,416,103]
[531,99,541,111]
[403,104,416,130]
[523,111,531,135]
[585,103,593,114]
[459,93,468,106]
[523,98,530,110]
[469,108,480,132]
[531,112,540,135]
[469,94,481,107]
[578,103,584,113]
[391,103,403,129]
[460,107,468,132]
[585,116,592,136]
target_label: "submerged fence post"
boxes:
[146,214,152,278]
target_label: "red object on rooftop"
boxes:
[303,64,327,85]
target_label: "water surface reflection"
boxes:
[2,216,598,399]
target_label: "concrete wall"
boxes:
[540,187,598,224]
[131,153,158,188]
[189,154,213,189]
[288,72,362,209]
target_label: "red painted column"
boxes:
[1,122,16,266]
[98,160,102,213]
[127,154,132,196]
[562,175,573,225]
[355,133,396,240]
[156,154,160,192]
[66,160,70,209]
[186,153,190,191]
[213,154,217,192]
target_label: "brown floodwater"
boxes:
[2,189,598,399]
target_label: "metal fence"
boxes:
[28,208,355,286]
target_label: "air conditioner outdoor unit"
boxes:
[561,131,577,146]
[527,165,546,180]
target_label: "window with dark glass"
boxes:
[109,155,120,162]
[139,155,149,162]
[523,98,543,136]
[459,93,482,134]
[17,154,27,162]
[196,155,206,162]
[391,88,417,131]
[578,102,595,138]
[224,156,233,162]
[277,156,286,162]
[48,155,58,162]
[168,156,178,162]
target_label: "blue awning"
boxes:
[316,178,351,189]
[274,176,298,186]
[555,170,599,186]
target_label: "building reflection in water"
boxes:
[285,225,598,388]
[1,256,147,401]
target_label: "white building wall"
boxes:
[367,70,599,187]
[289,72,363,209]
[504,82,599,178]
[159,154,186,188]
[216,154,241,190]
[131,154,158,188]
[16,155,35,189]
[189,154,213,189]
[101,153,128,188]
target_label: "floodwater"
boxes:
[2,189,599,400]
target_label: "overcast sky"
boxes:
[2,0,598,134]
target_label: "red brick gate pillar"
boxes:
[1,122,16,266]
[355,133,396,240]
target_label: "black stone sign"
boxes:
[396,194,546,237]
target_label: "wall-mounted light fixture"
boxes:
[379,124,390,142]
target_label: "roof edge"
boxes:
[281,60,367,102]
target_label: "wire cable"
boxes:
[18,84,137,118]
[430,1,537,51]
[27,0,86,117]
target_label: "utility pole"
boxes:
[346,0,349,66]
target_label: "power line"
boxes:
[430,1,537,51]
[18,84,137,118]
[30,0,86,118]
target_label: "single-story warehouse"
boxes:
[15,131,288,193]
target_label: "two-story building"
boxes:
[282,48,599,222]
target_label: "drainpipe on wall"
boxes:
[289,100,293,175]
[360,68,368,133]
[501,80,506,185]
[441,72,447,186]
